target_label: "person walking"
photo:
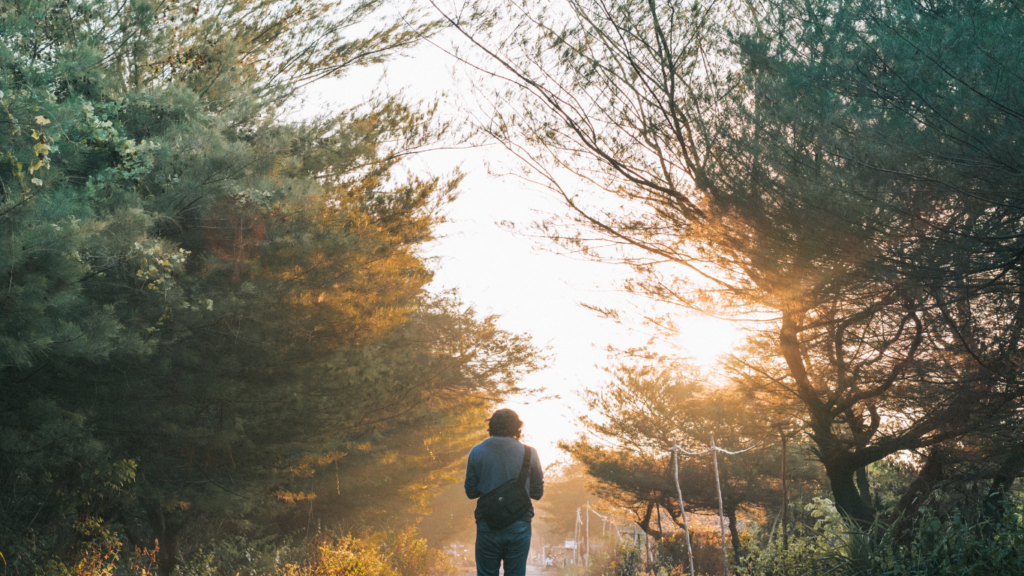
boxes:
[465,408,544,576]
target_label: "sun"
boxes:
[676,315,742,369]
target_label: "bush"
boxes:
[385,529,458,576]
[739,498,1024,576]
[655,529,728,576]
[170,528,454,576]
[613,541,645,576]
[281,534,396,576]
[570,532,728,576]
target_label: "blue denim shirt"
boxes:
[464,437,544,523]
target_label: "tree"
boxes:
[531,462,604,550]
[435,0,1024,522]
[302,293,544,531]
[1,1,541,574]
[563,364,821,562]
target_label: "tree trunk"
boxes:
[726,506,742,566]
[157,523,182,576]
[825,463,875,524]
[855,467,872,507]
[890,448,945,523]
[780,311,876,524]
[148,506,184,576]
[982,453,1024,522]
[638,500,665,540]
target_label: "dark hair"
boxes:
[487,408,523,439]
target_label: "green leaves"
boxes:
[0,1,538,574]
[743,506,1024,576]
[460,0,1024,526]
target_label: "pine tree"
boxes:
[442,0,1024,522]
[0,1,540,574]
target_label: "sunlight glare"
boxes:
[677,315,742,369]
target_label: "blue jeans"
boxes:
[475,520,531,576]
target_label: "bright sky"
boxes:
[301,25,741,466]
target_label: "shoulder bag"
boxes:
[477,445,533,529]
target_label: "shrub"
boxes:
[385,529,458,576]
[171,529,452,576]
[740,499,1024,576]
[656,529,728,576]
[281,534,396,576]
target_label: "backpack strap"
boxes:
[517,445,532,485]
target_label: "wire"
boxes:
[668,439,764,456]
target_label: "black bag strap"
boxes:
[516,445,532,485]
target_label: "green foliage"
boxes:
[741,502,1024,576]
[175,534,296,576]
[0,398,137,573]
[610,541,644,576]
[447,0,1024,524]
[0,1,539,574]
[563,363,820,556]
[570,536,731,576]
[174,528,456,576]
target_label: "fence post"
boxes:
[671,446,696,576]
[781,427,789,552]
[711,434,730,576]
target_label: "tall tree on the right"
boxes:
[439,0,1024,522]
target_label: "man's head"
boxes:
[487,408,523,439]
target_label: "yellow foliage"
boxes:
[279,530,456,576]
[387,529,457,576]
[52,519,158,576]
[282,535,396,576]
[287,451,349,477]
[274,490,318,504]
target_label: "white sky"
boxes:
[300,25,740,466]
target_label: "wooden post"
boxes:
[672,447,696,576]
[781,427,789,553]
[645,531,650,570]
[711,434,731,576]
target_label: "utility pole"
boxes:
[574,507,580,565]
[586,502,590,568]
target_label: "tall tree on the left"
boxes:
[0,2,539,575]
